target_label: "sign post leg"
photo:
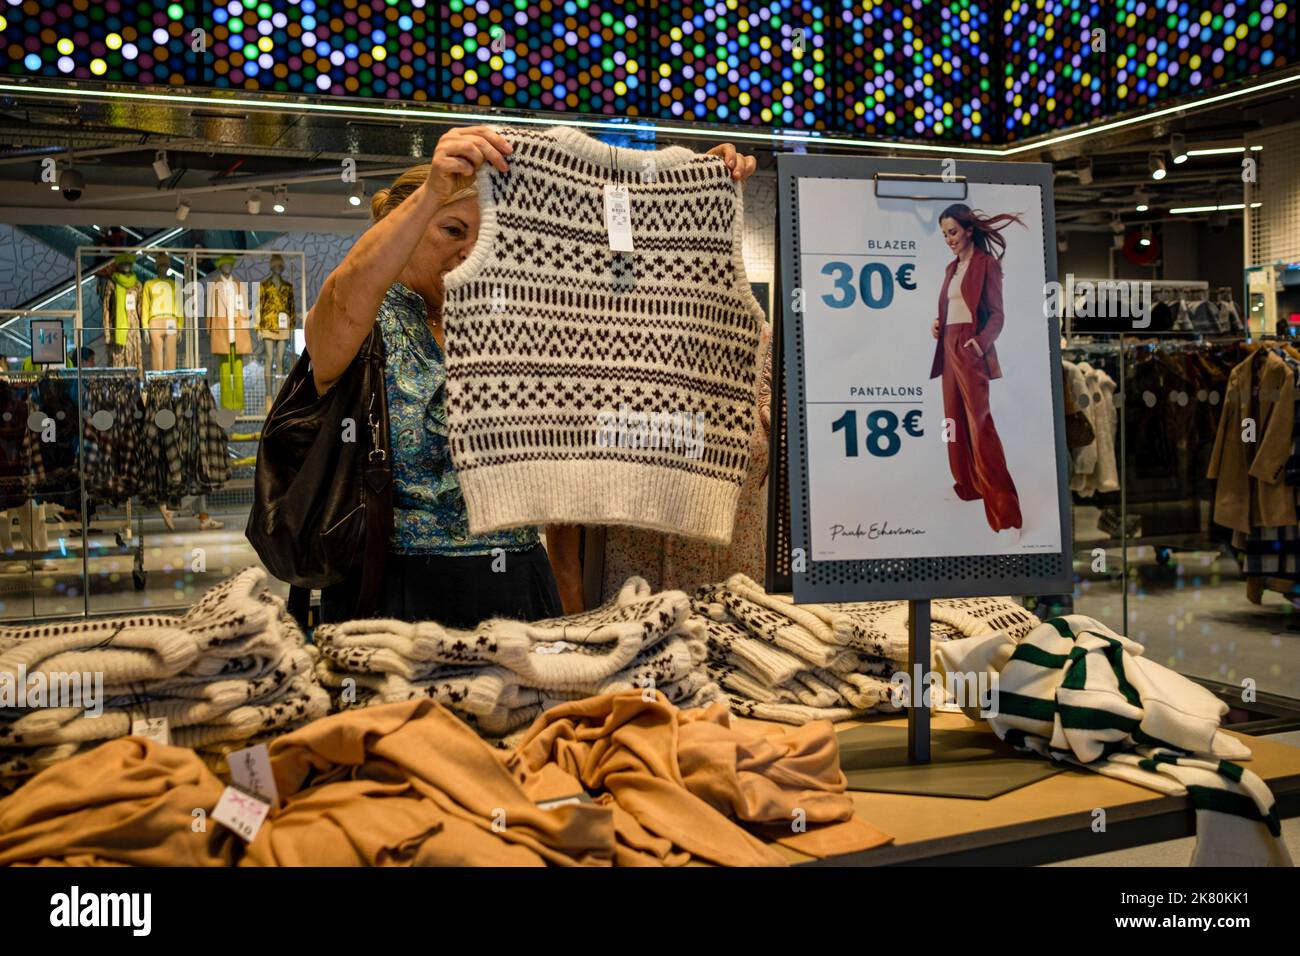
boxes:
[907,598,930,764]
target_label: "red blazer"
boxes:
[929,247,1005,381]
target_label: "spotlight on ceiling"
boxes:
[1075,157,1094,186]
[152,150,172,180]
[175,198,191,222]
[1170,133,1188,165]
[246,189,262,215]
[1135,187,1150,213]
[272,186,287,214]
[1149,152,1168,181]
[348,180,364,207]
[1137,225,1153,248]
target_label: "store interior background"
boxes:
[0,1,1297,712]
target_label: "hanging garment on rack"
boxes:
[1062,360,1097,491]
[1208,349,1296,534]
[1076,362,1119,497]
[0,381,45,511]
[80,374,147,506]
[140,375,231,503]
[29,375,79,511]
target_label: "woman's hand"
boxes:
[707,143,758,183]
[931,319,940,340]
[426,126,513,197]
[964,339,984,357]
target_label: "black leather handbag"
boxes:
[246,327,393,615]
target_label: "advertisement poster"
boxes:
[797,176,1062,562]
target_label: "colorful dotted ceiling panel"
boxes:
[0,0,197,84]
[1002,0,1107,137]
[648,1,830,129]
[207,0,437,97]
[837,0,995,141]
[441,0,642,114]
[1112,0,1294,108]
[1,2,1299,141]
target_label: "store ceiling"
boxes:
[0,79,1295,235]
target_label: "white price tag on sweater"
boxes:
[212,785,271,842]
[603,184,634,252]
[277,311,289,329]
[227,743,278,803]
[131,716,170,745]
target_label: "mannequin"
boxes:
[256,254,295,411]
[208,256,252,411]
[141,252,181,371]
[102,252,143,370]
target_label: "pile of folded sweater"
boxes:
[313,577,725,738]
[0,567,329,788]
[696,573,1040,724]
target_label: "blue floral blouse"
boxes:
[376,282,539,555]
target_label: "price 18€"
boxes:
[820,260,918,310]
[831,408,923,458]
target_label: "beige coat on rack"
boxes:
[208,275,253,355]
[1208,350,1295,533]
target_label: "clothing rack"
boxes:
[0,367,145,596]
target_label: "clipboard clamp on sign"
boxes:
[873,171,969,202]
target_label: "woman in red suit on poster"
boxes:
[929,203,1026,542]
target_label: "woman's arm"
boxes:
[545,524,585,614]
[305,127,513,394]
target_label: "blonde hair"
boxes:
[370,164,478,222]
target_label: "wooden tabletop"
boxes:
[736,712,1300,865]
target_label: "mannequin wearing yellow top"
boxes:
[256,254,295,409]
[141,251,181,371]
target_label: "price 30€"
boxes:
[819,261,918,310]
[831,408,923,457]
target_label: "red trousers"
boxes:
[942,324,1023,531]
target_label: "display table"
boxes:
[737,712,1300,866]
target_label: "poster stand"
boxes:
[775,158,1072,785]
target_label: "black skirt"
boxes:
[319,543,562,627]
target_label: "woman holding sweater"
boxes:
[929,203,1026,541]
[306,126,756,625]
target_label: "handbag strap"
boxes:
[351,326,391,617]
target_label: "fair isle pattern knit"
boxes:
[696,575,1038,725]
[441,126,767,545]
[314,577,724,737]
[933,615,1292,867]
[0,568,328,783]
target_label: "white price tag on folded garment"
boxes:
[227,743,279,803]
[131,716,170,746]
[603,184,635,252]
[212,786,271,843]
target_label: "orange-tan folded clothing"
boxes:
[0,737,235,867]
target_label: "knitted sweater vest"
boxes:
[442,127,766,545]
